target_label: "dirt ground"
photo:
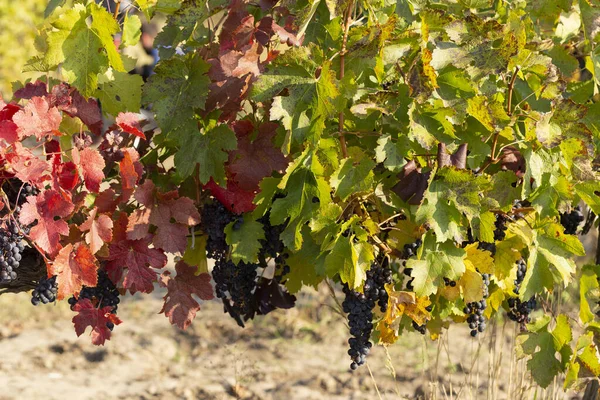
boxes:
[0,286,584,400]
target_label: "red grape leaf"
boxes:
[204,178,256,214]
[19,189,75,255]
[72,147,105,193]
[95,188,120,213]
[116,112,145,139]
[12,97,61,140]
[133,179,155,207]
[126,181,200,254]
[68,90,103,135]
[500,146,526,177]
[159,261,214,329]
[0,103,20,121]
[119,148,143,201]
[391,160,431,205]
[3,143,50,187]
[228,120,288,191]
[13,81,48,99]
[126,208,151,240]
[54,161,80,191]
[437,143,468,170]
[72,298,122,346]
[79,207,113,254]
[49,243,99,300]
[106,232,167,294]
[0,120,18,145]
[48,84,103,135]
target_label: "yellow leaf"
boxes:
[495,235,524,281]
[384,284,432,326]
[377,320,399,345]
[440,285,460,301]
[485,287,505,319]
[464,243,495,274]
[459,268,484,303]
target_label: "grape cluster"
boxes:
[201,201,235,260]
[507,296,537,328]
[402,239,422,291]
[212,260,258,327]
[203,201,296,327]
[560,206,584,235]
[68,270,120,330]
[513,258,526,295]
[257,213,285,259]
[464,273,490,337]
[0,220,24,283]
[342,285,374,370]
[364,259,393,313]
[478,241,496,256]
[342,258,393,369]
[0,179,38,284]
[493,214,509,241]
[31,275,58,305]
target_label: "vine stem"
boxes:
[338,0,355,159]
[480,67,520,173]
[113,1,121,19]
[506,67,520,117]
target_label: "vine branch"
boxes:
[480,67,520,173]
[113,1,121,19]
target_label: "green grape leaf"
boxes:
[182,234,208,274]
[488,171,521,212]
[515,219,585,299]
[95,71,143,116]
[407,241,466,297]
[416,168,486,243]
[225,218,265,265]
[325,233,375,290]
[466,96,510,132]
[330,156,375,201]
[174,123,237,182]
[575,181,600,215]
[43,3,124,96]
[153,0,224,57]
[252,54,340,128]
[516,314,572,388]
[375,133,410,172]
[122,14,142,47]
[285,226,324,293]
[270,151,330,251]
[580,0,600,95]
[579,265,600,324]
[143,54,211,135]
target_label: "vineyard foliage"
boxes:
[1,0,600,390]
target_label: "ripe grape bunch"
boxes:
[513,258,527,295]
[31,276,58,305]
[464,273,490,337]
[560,206,584,235]
[202,201,296,327]
[0,220,25,283]
[0,179,37,284]
[507,297,537,329]
[343,258,393,370]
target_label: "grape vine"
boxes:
[0,0,598,391]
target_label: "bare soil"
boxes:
[0,288,581,400]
